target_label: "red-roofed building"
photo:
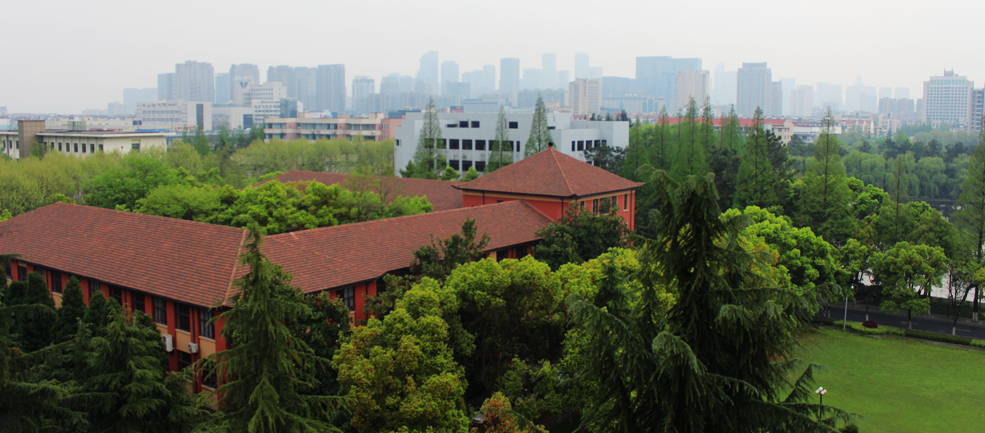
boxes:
[0,146,641,382]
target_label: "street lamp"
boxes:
[815,386,828,420]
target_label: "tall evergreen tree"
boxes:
[53,276,86,343]
[620,118,649,181]
[955,114,985,320]
[13,272,55,352]
[408,98,445,179]
[648,106,673,171]
[670,98,707,181]
[487,104,513,172]
[201,224,339,433]
[797,108,852,245]
[524,96,552,157]
[699,96,716,152]
[734,108,780,208]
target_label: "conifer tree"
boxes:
[460,166,479,181]
[670,98,707,181]
[14,272,56,352]
[487,104,513,172]
[734,108,780,208]
[53,276,86,343]
[620,118,648,181]
[410,98,445,179]
[797,108,853,245]
[699,96,716,152]
[201,224,339,433]
[524,96,552,157]
[82,291,114,340]
[648,106,673,171]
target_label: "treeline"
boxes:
[0,136,396,220]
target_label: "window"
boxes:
[338,287,355,311]
[623,194,628,211]
[459,120,468,128]
[593,199,599,214]
[475,140,486,151]
[611,196,617,211]
[17,265,27,281]
[447,123,458,128]
[514,246,529,259]
[73,143,78,152]
[98,144,103,152]
[463,139,472,150]
[594,140,601,148]
[449,139,460,150]
[109,286,123,305]
[51,270,62,294]
[449,159,460,170]
[82,143,87,153]
[471,121,480,128]
[571,141,575,152]
[90,144,95,153]
[3,260,10,280]
[577,141,584,151]
[58,143,62,151]
[508,121,518,129]
[177,351,192,370]
[133,293,145,314]
[580,201,585,209]
[199,309,215,339]
[131,142,140,151]
[176,304,191,332]
[462,160,473,171]
[153,298,168,325]
[201,359,218,389]
[395,139,401,147]
[89,280,99,296]
[474,161,486,172]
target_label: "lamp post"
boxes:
[815,386,827,420]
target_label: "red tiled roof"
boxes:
[266,171,463,211]
[455,147,643,197]
[0,203,246,307]
[262,200,554,293]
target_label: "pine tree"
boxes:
[620,118,649,181]
[487,104,513,172]
[670,98,707,181]
[734,108,780,208]
[648,106,673,171]
[201,224,338,433]
[797,108,853,245]
[524,96,552,157]
[82,291,114,340]
[53,276,86,343]
[14,272,55,352]
[410,98,445,179]
[699,96,715,152]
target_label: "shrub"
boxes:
[839,424,860,433]
[903,329,973,346]
[834,320,904,336]
[812,317,837,326]
[971,339,985,348]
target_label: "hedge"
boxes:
[820,319,985,348]
[903,329,973,346]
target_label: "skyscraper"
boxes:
[214,73,230,104]
[229,63,260,105]
[541,53,557,89]
[815,83,843,111]
[922,70,975,128]
[779,78,796,116]
[635,56,702,113]
[770,81,783,117]
[157,73,175,100]
[712,63,737,106]
[267,65,297,98]
[574,53,589,80]
[736,62,771,117]
[352,76,375,113]
[441,61,459,85]
[675,70,709,110]
[417,51,439,95]
[294,67,317,113]
[791,85,814,118]
[570,79,602,116]
[316,64,346,113]
[500,58,520,106]
[175,61,214,102]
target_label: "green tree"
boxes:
[953,115,985,319]
[524,96,552,157]
[872,242,947,322]
[409,218,491,282]
[734,108,780,208]
[532,205,629,271]
[648,107,674,171]
[199,224,339,433]
[487,104,513,172]
[13,272,56,352]
[86,153,186,210]
[460,166,479,181]
[52,276,86,343]
[192,129,212,156]
[409,98,446,179]
[583,141,626,174]
[439,166,459,181]
[670,98,707,181]
[797,109,853,245]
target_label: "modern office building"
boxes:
[416,51,439,95]
[263,112,397,141]
[294,67,317,112]
[214,73,230,104]
[736,62,771,117]
[441,61,459,87]
[675,70,709,110]
[878,97,917,121]
[175,61,215,103]
[635,56,701,113]
[570,79,602,116]
[575,53,590,80]
[228,64,260,104]
[970,88,983,132]
[1,120,166,160]
[158,73,175,100]
[541,53,557,90]
[922,70,975,129]
[500,58,520,106]
[517,89,565,110]
[136,100,212,131]
[790,85,814,118]
[770,81,783,117]
[352,76,375,113]
[316,64,346,113]
[267,65,296,99]
[123,88,157,114]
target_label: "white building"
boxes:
[1,127,166,160]
[569,79,602,116]
[136,100,212,131]
[922,70,975,129]
[393,112,628,176]
[245,82,287,103]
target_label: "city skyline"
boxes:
[2,0,983,113]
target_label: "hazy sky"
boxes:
[3,0,983,113]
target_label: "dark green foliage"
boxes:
[583,141,626,174]
[533,205,629,271]
[82,291,115,340]
[796,111,853,245]
[295,293,352,398]
[670,98,708,181]
[734,109,780,209]
[78,307,200,433]
[53,276,86,343]
[12,273,56,352]
[409,218,491,281]
[200,225,340,433]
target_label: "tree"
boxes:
[409,98,446,179]
[797,109,853,245]
[439,166,459,181]
[670,98,707,181]
[13,272,55,352]
[460,166,479,181]
[734,108,780,208]
[334,279,469,433]
[532,205,629,271]
[487,104,513,172]
[648,106,674,172]
[872,241,947,322]
[954,116,985,319]
[567,171,854,432]
[192,129,211,156]
[524,96,552,157]
[85,153,187,210]
[583,141,626,174]
[409,218,491,282]
[52,276,86,343]
[200,224,339,433]
[470,392,543,433]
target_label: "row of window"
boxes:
[571,139,606,152]
[448,160,487,172]
[44,142,103,154]
[579,194,630,214]
[0,139,19,151]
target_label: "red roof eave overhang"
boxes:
[452,184,645,200]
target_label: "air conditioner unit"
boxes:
[162,334,174,352]
[188,343,199,354]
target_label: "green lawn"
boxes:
[798,329,985,433]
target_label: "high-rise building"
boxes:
[214,73,230,104]
[675,70,709,110]
[228,64,260,104]
[417,51,439,95]
[895,87,911,99]
[175,61,214,102]
[575,53,589,80]
[736,62,771,117]
[500,58,520,106]
[815,83,843,111]
[712,63,737,106]
[635,56,702,113]
[267,65,296,99]
[380,74,400,95]
[316,64,346,113]
[521,68,540,90]
[770,81,783,117]
[352,76,375,113]
[541,53,557,89]
[124,88,157,114]
[294,67,316,113]
[158,73,175,100]
[557,71,570,90]
[441,61,459,86]
[780,78,796,116]
[845,77,877,113]
[922,70,975,128]
[570,79,602,116]
[879,97,916,121]
[790,85,814,118]
[971,88,983,132]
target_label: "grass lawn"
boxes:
[797,329,985,433]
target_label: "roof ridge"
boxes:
[222,229,249,307]
[551,148,577,196]
[47,202,245,233]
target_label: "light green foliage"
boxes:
[0,209,11,222]
[487,105,513,173]
[233,137,394,179]
[843,150,888,190]
[136,183,228,222]
[532,205,629,271]
[833,320,905,336]
[86,152,187,210]
[334,278,469,433]
[524,96,552,157]
[459,166,479,182]
[554,248,642,303]
[440,166,459,181]
[670,98,708,181]
[872,241,947,319]
[409,98,446,179]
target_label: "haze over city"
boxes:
[3,0,983,114]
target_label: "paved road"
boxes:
[817,306,985,340]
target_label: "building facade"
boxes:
[736,62,772,118]
[570,79,602,116]
[1,122,166,160]
[316,64,346,113]
[922,70,976,129]
[500,58,520,106]
[675,70,709,110]
[136,100,212,131]
[264,113,395,141]
[175,61,215,103]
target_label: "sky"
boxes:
[2,0,983,114]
